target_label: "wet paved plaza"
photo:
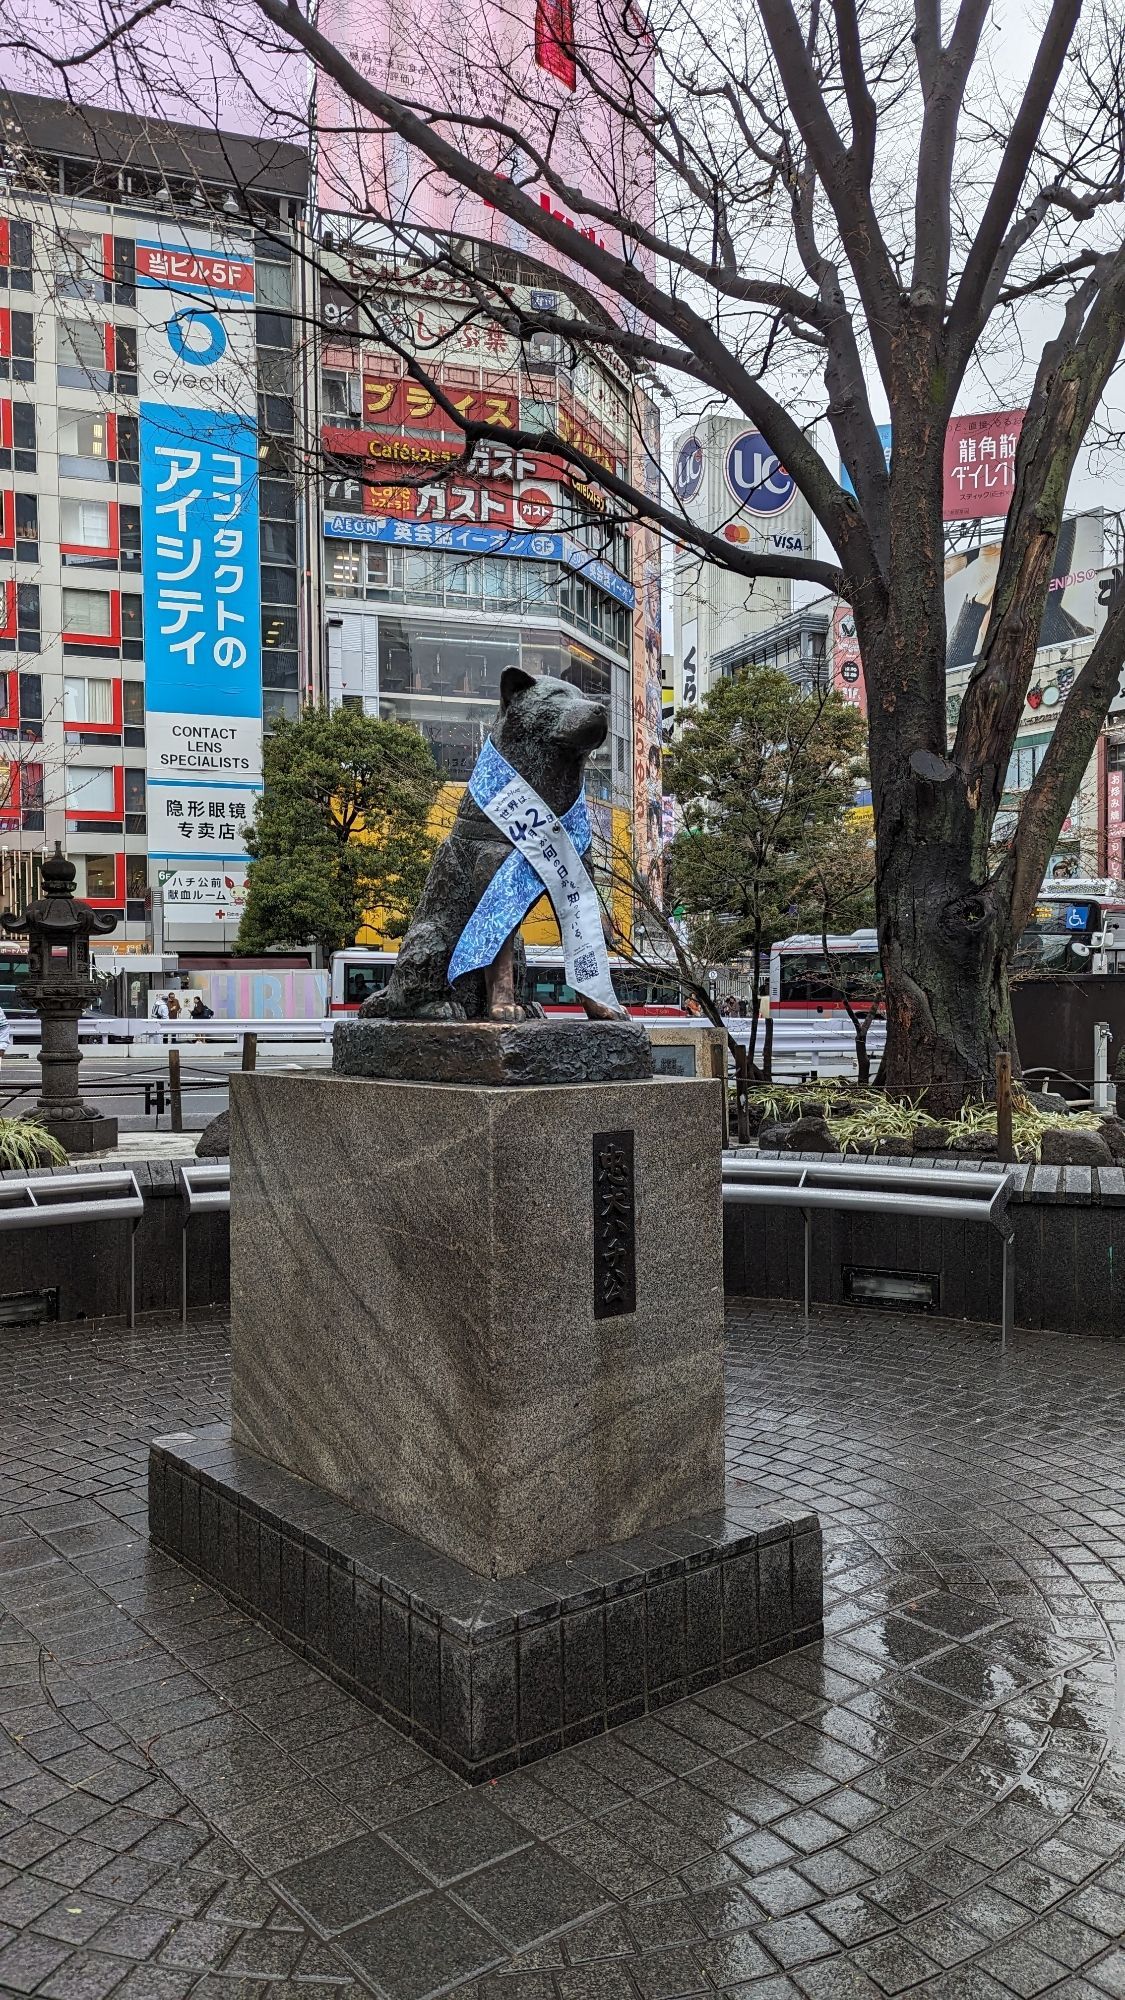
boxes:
[1,1304,1125,1999]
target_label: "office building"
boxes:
[0,90,309,955]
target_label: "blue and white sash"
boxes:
[447,738,621,1014]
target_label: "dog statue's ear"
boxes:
[500,666,537,709]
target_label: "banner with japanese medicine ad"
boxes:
[137,231,263,865]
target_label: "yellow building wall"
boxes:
[358,784,634,951]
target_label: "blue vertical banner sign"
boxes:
[137,234,262,877]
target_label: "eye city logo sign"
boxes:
[725,429,796,514]
[165,308,227,367]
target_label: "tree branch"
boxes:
[250,0,869,566]
[943,0,1084,375]
[954,246,1125,809]
[1007,584,1125,937]
[757,0,902,382]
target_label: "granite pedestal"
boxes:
[150,1425,823,1781]
[227,1068,725,1578]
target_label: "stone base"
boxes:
[333,1017,653,1085]
[150,1425,823,1782]
[40,1111,118,1154]
[229,1070,725,1577]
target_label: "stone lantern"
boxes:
[1,842,118,1153]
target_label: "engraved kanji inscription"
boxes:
[593,1128,636,1319]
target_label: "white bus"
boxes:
[329,947,687,1017]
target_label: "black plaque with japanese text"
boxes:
[592,1129,636,1319]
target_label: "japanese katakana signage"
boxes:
[138,228,263,867]
[942,410,1024,521]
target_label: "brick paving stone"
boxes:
[3,1305,1125,1995]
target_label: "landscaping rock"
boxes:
[911,1123,952,1152]
[873,1136,913,1156]
[195,1111,229,1159]
[1039,1125,1112,1166]
[946,1131,997,1158]
[1098,1115,1125,1164]
[756,1120,791,1148]
[1027,1089,1071,1116]
[781,1116,839,1153]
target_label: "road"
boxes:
[0,1037,332,1133]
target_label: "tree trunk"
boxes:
[855,1020,871,1090]
[877,835,1015,1112]
[860,523,1017,1112]
[730,1032,752,1143]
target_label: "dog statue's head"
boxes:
[491,668,608,811]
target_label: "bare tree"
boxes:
[9,0,1125,1104]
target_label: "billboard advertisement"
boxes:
[831,603,865,715]
[673,420,814,560]
[945,512,1103,670]
[137,230,263,871]
[943,410,1023,520]
[316,0,656,324]
[839,411,1026,521]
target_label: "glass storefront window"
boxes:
[377,620,524,701]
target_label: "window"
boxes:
[126,854,147,899]
[64,677,114,724]
[14,492,36,561]
[63,588,113,636]
[120,504,141,569]
[122,680,145,727]
[56,318,110,389]
[58,409,111,480]
[18,671,41,720]
[1005,742,1048,792]
[123,767,145,814]
[261,564,298,606]
[16,583,38,651]
[116,415,139,474]
[65,765,116,813]
[2,311,34,382]
[256,260,292,309]
[12,400,34,472]
[263,688,299,724]
[112,237,136,306]
[5,219,32,290]
[322,370,360,418]
[261,518,296,563]
[121,595,143,656]
[55,230,108,300]
[83,854,117,898]
[114,325,137,384]
[61,498,111,548]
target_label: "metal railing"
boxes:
[176,1163,230,1328]
[0,1169,144,1326]
[722,1153,1015,1346]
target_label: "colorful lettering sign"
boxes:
[138,230,262,866]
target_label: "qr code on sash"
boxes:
[575,951,598,981]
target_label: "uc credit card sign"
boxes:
[138,233,262,864]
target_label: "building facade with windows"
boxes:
[0,92,309,955]
[316,256,664,931]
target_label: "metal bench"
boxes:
[0,1170,144,1327]
[722,1154,1015,1346]
[176,1163,230,1329]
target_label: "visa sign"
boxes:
[725,430,796,514]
